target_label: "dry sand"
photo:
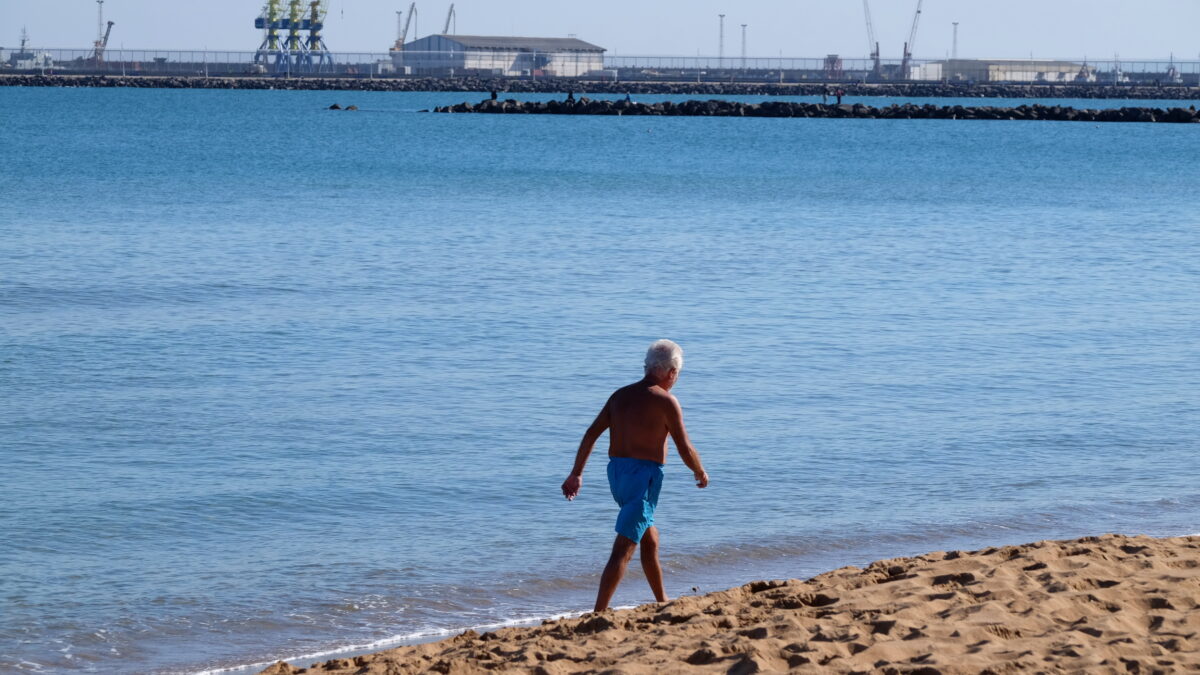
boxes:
[261,534,1200,674]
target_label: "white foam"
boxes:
[194,609,598,675]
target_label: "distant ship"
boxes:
[6,28,54,70]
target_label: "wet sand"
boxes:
[261,534,1200,674]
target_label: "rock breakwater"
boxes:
[4,74,1200,100]
[435,97,1200,123]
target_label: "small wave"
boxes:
[193,610,594,675]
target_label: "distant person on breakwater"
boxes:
[562,340,709,612]
[836,88,845,104]
[822,86,829,103]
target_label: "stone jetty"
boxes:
[434,97,1200,123]
[4,74,1200,100]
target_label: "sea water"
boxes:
[1,87,1198,674]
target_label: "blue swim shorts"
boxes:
[607,457,665,543]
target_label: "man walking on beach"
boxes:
[561,340,709,612]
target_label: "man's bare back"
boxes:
[605,378,706,469]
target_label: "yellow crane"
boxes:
[284,0,305,54]
[255,0,330,73]
[255,0,285,67]
[303,0,332,70]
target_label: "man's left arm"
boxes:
[666,395,708,488]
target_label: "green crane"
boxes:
[302,0,332,71]
[254,0,285,68]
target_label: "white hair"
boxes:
[644,339,684,375]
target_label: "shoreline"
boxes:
[257,534,1200,674]
[4,74,1200,100]
[203,613,591,675]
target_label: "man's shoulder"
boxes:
[610,381,674,403]
[647,385,676,401]
[609,382,638,399]
[642,385,679,410]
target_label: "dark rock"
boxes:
[5,74,1199,101]
[1166,107,1197,123]
[574,614,615,635]
[427,96,1190,124]
[686,648,719,665]
[738,626,770,639]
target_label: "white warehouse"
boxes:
[392,35,606,77]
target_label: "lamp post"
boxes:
[718,14,725,70]
[741,24,747,71]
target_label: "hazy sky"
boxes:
[4,1,1198,61]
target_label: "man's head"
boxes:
[644,339,684,388]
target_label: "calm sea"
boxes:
[1,87,1198,674]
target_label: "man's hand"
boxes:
[694,470,709,489]
[562,474,582,501]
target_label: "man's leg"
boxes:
[594,535,637,612]
[640,526,668,602]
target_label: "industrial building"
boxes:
[914,59,1095,83]
[391,34,606,77]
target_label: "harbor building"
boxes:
[391,35,606,77]
[914,58,1096,83]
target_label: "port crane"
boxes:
[301,0,332,70]
[862,0,880,79]
[255,0,285,66]
[899,0,924,80]
[254,0,331,72]
[283,0,306,55]
[90,0,114,63]
[93,21,114,63]
[442,3,456,35]
[390,2,417,51]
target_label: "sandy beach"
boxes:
[260,534,1200,674]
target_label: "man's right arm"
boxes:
[562,398,612,501]
[665,395,708,488]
